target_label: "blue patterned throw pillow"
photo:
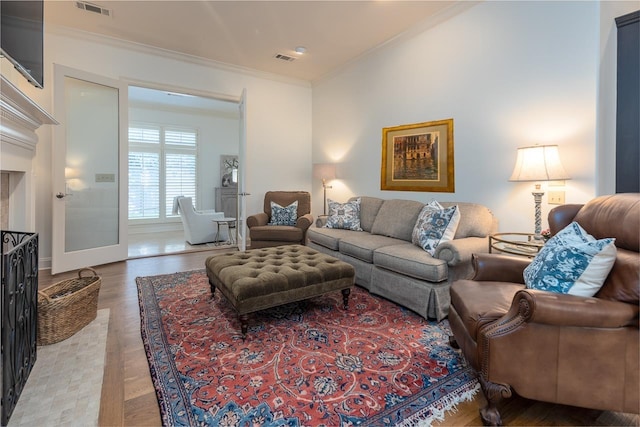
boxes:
[325,198,363,231]
[411,200,461,256]
[268,200,298,226]
[523,222,616,297]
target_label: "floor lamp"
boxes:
[509,145,570,240]
[313,163,336,216]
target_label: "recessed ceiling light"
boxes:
[294,46,307,55]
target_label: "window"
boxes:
[128,124,198,221]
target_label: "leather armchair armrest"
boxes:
[512,289,640,328]
[472,253,529,283]
[247,212,268,228]
[296,213,314,231]
[548,204,583,235]
[434,237,489,266]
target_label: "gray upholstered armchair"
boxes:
[246,191,314,249]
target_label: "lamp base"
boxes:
[532,190,544,239]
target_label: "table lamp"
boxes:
[313,163,336,216]
[509,145,570,240]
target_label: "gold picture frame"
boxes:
[381,118,454,192]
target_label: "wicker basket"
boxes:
[37,267,101,345]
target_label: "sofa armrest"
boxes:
[434,236,488,266]
[296,213,314,231]
[316,216,328,227]
[511,289,639,328]
[247,212,268,228]
[471,253,529,283]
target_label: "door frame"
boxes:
[123,79,247,252]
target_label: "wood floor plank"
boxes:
[37,250,639,426]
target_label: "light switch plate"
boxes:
[95,173,115,183]
[548,191,565,205]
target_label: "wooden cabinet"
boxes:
[215,187,237,218]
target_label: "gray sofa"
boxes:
[306,196,497,321]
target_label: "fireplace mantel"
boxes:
[1,74,57,152]
[1,74,57,232]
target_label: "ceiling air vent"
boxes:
[274,53,296,62]
[75,1,111,17]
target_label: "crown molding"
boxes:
[46,24,312,89]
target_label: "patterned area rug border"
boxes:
[137,269,479,426]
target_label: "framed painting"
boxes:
[380,118,454,192]
[220,155,238,187]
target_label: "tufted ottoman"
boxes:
[205,245,355,336]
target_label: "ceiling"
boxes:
[45,1,465,83]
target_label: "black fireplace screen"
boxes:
[1,231,38,426]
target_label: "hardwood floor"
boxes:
[37,251,638,427]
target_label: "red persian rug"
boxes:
[137,269,478,426]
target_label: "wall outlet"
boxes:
[548,191,565,205]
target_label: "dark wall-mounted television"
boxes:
[1,0,44,88]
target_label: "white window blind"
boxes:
[128,124,198,221]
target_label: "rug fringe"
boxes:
[396,379,481,427]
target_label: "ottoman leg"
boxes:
[342,288,351,309]
[239,314,249,338]
[209,280,216,296]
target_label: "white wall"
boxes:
[312,1,602,234]
[26,27,312,267]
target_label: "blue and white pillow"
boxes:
[325,198,363,231]
[268,200,298,226]
[523,222,616,297]
[411,200,461,255]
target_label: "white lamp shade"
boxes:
[313,163,337,181]
[509,145,570,182]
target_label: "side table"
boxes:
[489,232,545,258]
[212,217,236,245]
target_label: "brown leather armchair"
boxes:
[247,191,314,249]
[449,193,639,425]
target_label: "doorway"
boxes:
[126,85,240,258]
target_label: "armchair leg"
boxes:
[478,375,511,426]
[449,335,460,349]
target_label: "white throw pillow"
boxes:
[523,222,616,297]
[411,200,461,256]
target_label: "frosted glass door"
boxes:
[64,77,119,251]
[52,65,128,274]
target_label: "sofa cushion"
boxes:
[325,198,363,231]
[268,200,298,226]
[350,196,385,232]
[412,202,461,255]
[339,233,402,263]
[524,222,617,297]
[440,202,495,238]
[370,199,424,241]
[306,227,353,251]
[373,243,448,282]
